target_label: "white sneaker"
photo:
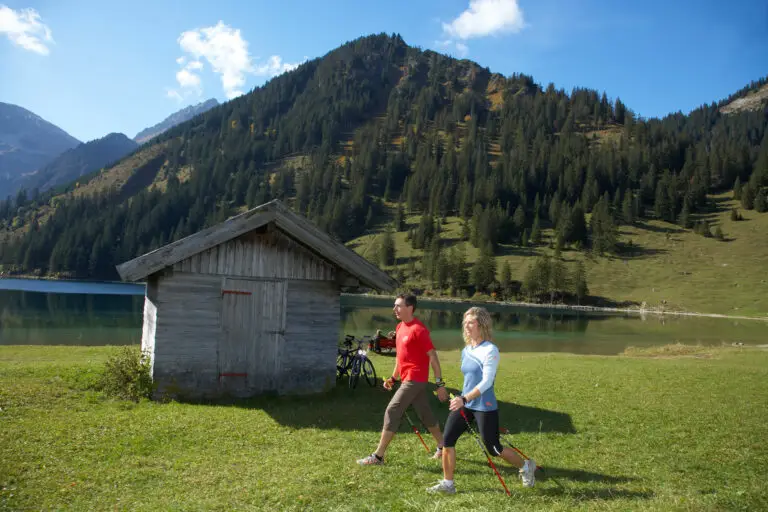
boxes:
[426,480,456,494]
[520,459,536,488]
[356,453,383,466]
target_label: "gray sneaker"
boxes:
[356,453,383,466]
[426,480,456,494]
[520,458,536,488]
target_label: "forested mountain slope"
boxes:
[0,34,766,314]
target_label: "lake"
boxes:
[0,278,764,354]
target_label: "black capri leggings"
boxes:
[442,408,504,456]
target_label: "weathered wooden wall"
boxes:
[152,272,222,397]
[172,229,336,281]
[280,280,339,394]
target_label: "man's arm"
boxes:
[383,359,400,390]
[427,349,449,402]
[427,349,442,380]
[391,359,400,380]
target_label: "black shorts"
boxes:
[443,408,504,456]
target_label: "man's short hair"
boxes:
[396,293,417,311]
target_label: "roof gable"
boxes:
[115,199,397,291]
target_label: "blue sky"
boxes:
[1,0,766,142]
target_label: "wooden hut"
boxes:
[116,199,396,399]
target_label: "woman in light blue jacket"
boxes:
[427,306,536,494]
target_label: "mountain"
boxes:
[0,102,80,198]
[720,79,768,114]
[134,99,219,144]
[1,34,767,315]
[18,133,139,193]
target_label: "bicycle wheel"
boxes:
[336,353,346,377]
[362,358,377,387]
[348,357,361,389]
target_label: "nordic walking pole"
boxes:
[499,427,543,471]
[500,427,564,490]
[449,393,511,496]
[404,410,431,453]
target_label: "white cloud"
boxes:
[177,21,254,99]
[168,59,204,100]
[166,89,183,102]
[176,67,201,89]
[254,55,306,77]
[443,0,525,40]
[0,5,53,55]
[455,42,469,57]
[435,39,470,58]
[168,21,305,101]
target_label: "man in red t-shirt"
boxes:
[357,293,450,465]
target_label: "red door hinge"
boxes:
[218,372,248,382]
[222,290,252,296]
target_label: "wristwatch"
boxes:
[435,377,445,388]
[459,395,467,405]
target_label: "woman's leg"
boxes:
[442,446,457,480]
[475,410,524,468]
[499,447,525,468]
[440,409,469,481]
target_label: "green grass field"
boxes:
[2,345,766,510]
[349,193,768,318]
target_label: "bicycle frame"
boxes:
[343,337,377,389]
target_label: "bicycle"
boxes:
[336,335,356,378]
[337,335,377,389]
[347,336,377,389]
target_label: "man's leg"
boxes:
[358,382,416,464]
[374,430,396,458]
[411,383,444,451]
[426,425,444,448]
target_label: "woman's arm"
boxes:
[450,347,500,410]
[469,346,500,398]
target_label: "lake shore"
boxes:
[3,274,765,322]
[344,292,768,322]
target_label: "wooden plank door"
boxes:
[219,278,286,395]
[248,279,287,393]
[219,278,253,396]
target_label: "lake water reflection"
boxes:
[0,279,764,355]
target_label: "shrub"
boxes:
[99,346,153,401]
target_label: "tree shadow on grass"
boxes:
[202,385,576,434]
[422,461,651,501]
[632,221,685,234]
[536,487,654,501]
[614,242,669,260]
[422,460,636,486]
[538,467,636,484]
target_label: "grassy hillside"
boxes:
[349,192,768,318]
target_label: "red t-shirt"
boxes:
[395,318,435,382]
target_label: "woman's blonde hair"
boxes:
[462,307,493,345]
